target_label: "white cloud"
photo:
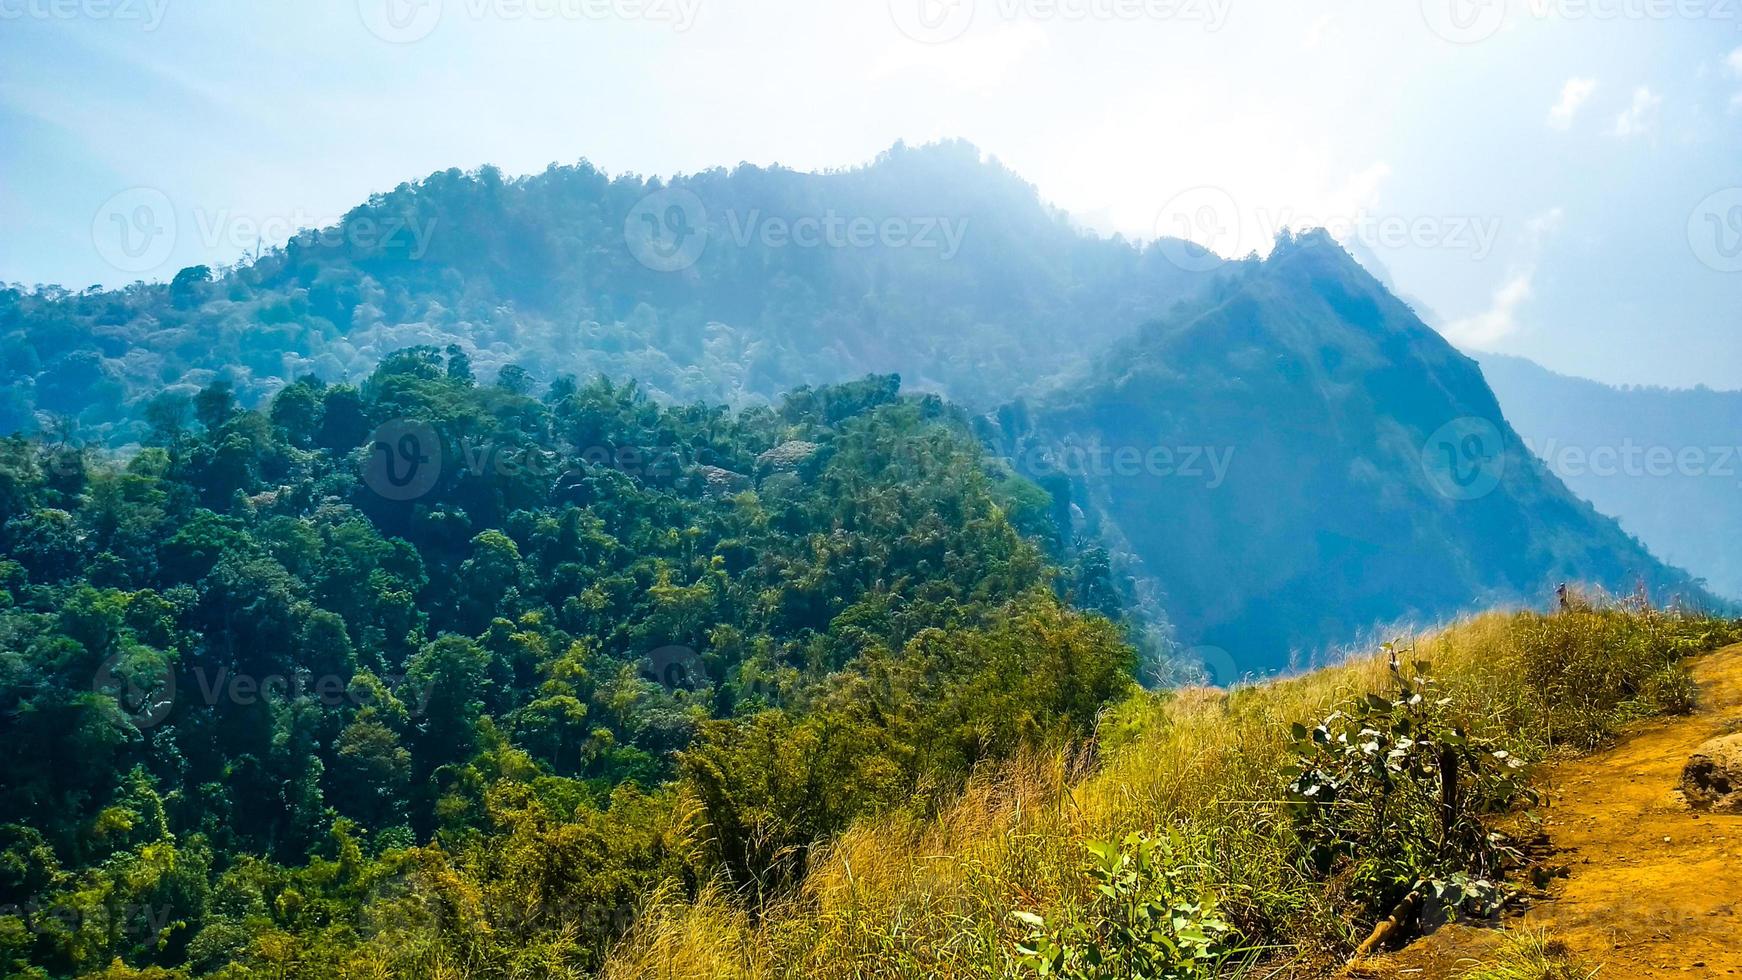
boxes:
[1329,160,1393,216]
[1612,86,1662,138]
[1444,272,1535,348]
[1523,207,1565,247]
[1547,77,1597,130]
[1726,48,1742,112]
[1231,159,1394,253]
[1442,208,1562,348]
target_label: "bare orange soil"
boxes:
[1360,642,1742,980]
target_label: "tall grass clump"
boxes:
[603,603,1738,980]
[1461,928,1600,980]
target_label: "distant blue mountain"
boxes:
[1478,352,1742,601]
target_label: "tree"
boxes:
[315,385,371,451]
[406,635,492,770]
[495,364,534,396]
[194,381,237,432]
[269,382,323,447]
[169,264,212,308]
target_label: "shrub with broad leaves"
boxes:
[1014,832,1251,980]
[1285,644,1533,925]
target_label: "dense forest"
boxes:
[1,143,1720,665]
[0,347,1136,977]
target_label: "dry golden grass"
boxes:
[601,607,1737,980]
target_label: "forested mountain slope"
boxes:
[0,352,1132,976]
[1,142,1709,666]
[0,140,1207,442]
[987,231,1708,662]
[0,140,1727,978]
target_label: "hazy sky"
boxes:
[2,1,1739,389]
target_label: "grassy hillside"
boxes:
[599,602,1739,980]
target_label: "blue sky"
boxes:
[2,0,1739,389]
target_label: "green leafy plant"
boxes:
[1014,832,1249,980]
[1285,645,1531,927]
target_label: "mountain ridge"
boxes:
[991,229,1706,662]
[0,143,1712,664]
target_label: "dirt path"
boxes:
[1362,642,1742,980]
